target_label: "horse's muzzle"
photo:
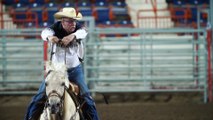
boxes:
[49,103,61,114]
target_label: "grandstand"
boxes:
[0,0,210,29]
[0,0,212,103]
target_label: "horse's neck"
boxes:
[50,114,58,120]
[63,90,79,120]
[39,108,52,120]
[40,103,73,120]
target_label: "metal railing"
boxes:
[0,18,211,103]
[0,17,95,95]
[84,28,209,102]
[0,29,44,94]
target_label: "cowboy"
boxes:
[24,7,100,120]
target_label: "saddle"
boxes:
[69,82,80,95]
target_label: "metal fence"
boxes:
[0,29,44,94]
[0,17,95,95]
[84,28,209,103]
[0,20,211,103]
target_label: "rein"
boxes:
[44,84,83,120]
[50,39,66,64]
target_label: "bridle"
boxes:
[45,88,65,120]
[44,71,81,120]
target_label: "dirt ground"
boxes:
[0,92,213,120]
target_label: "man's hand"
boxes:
[47,36,60,43]
[62,34,76,46]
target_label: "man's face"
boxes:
[61,18,76,33]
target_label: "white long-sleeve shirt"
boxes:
[41,22,87,68]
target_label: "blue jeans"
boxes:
[24,64,99,120]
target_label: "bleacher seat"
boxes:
[12,3,29,19]
[174,9,186,17]
[111,0,126,7]
[204,0,210,4]
[77,1,93,16]
[24,21,37,28]
[19,0,35,4]
[62,2,75,8]
[168,0,209,28]
[2,0,17,5]
[29,3,44,23]
[118,20,133,27]
[173,0,186,6]
[3,0,134,29]
[94,0,110,23]
[78,1,91,7]
[95,0,108,7]
[188,0,204,5]
[39,21,51,27]
[189,7,207,26]
[35,0,53,4]
[12,3,28,11]
[110,1,129,21]
[94,0,109,3]
[97,20,115,27]
[45,2,59,24]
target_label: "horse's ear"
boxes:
[45,61,53,72]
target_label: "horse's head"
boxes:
[44,61,69,114]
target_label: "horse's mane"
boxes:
[45,61,69,87]
[45,61,67,73]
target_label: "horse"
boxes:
[39,62,83,120]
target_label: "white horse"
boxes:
[39,62,81,120]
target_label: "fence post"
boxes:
[206,23,212,102]
[2,35,7,87]
[43,40,48,73]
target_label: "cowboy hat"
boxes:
[54,7,83,20]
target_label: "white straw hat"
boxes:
[54,7,83,20]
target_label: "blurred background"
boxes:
[0,0,213,120]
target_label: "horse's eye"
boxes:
[61,82,65,86]
[45,82,48,86]
[47,103,51,107]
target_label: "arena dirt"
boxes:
[0,92,213,120]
